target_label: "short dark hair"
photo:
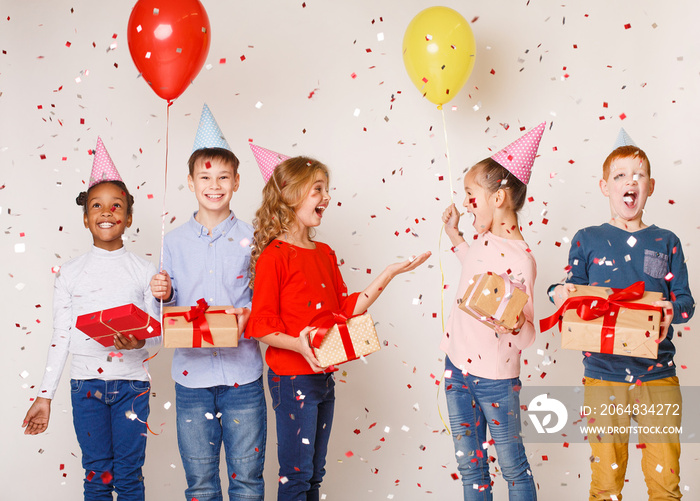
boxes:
[75,180,135,215]
[471,157,528,212]
[188,147,239,177]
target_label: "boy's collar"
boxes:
[189,210,237,236]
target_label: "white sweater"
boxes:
[38,246,160,399]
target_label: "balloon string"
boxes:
[437,221,451,435]
[132,99,174,437]
[440,106,454,203]
[132,349,162,436]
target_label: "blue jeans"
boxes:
[71,379,150,501]
[444,357,536,501]
[176,378,266,501]
[268,369,335,501]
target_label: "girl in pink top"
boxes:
[441,155,538,500]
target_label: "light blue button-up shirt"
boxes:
[160,211,263,388]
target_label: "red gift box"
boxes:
[76,304,161,347]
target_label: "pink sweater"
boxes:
[440,233,537,379]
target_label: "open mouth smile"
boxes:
[97,222,115,229]
[622,190,638,208]
[205,194,224,201]
[315,205,327,216]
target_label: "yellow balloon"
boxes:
[402,6,476,106]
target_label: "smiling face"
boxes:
[293,170,330,231]
[462,166,497,234]
[188,157,240,218]
[83,182,132,250]
[600,154,654,228]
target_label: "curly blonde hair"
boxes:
[249,156,330,288]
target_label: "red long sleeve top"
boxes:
[246,240,359,375]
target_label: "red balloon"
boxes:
[127,0,211,102]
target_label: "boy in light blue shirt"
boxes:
[150,104,265,501]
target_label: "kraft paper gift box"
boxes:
[311,313,381,367]
[75,304,161,348]
[162,300,237,348]
[547,283,663,359]
[458,272,529,330]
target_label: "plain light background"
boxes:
[2,1,699,499]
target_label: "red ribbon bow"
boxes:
[164,298,228,348]
[309,311,360,362]
[539,281,662,355]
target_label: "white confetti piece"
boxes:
[627,236,637,247]
[14,243,25,253]
[279,476,289,484]
[164,401,171,410]
[302,438,310,445]
[384,426,390,433]
[377,32,384,41]
[205,412,214,420]
[401,425,410,432]
[16,283,25,291]
[611,463,618,470]
[353,108,361,117]
[656,464,663,473]
[20,370,29,379]
[255,101,263,109]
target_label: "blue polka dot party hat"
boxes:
[192,103,231,153]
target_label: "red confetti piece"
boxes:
[422,77,428,83]
[80,118,85,125]
[65,41,71,47]
[219,58,226,64]
[619,113,627,120]
[205,161,211,169]
[668,199,675,205]
[490,68,495,75]
[542,455,548,461]
[183,370,189,376]
[101,471,113,484]
[451,473,459,480]
[345,450,354,458]
[624,23,631,29]
[240,55,246,61]
[86,471,95,481]
[97,367,103,374]
[231,473,236,479]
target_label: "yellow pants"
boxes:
[584,376,682,501]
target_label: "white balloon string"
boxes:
[440,106,454,203]
[436,105,455,435]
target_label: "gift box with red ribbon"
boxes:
[311,312,380,367]
[163,299,237,348]
[539,282,663,359]
[458,272,529,330]
[76,303,161,348]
